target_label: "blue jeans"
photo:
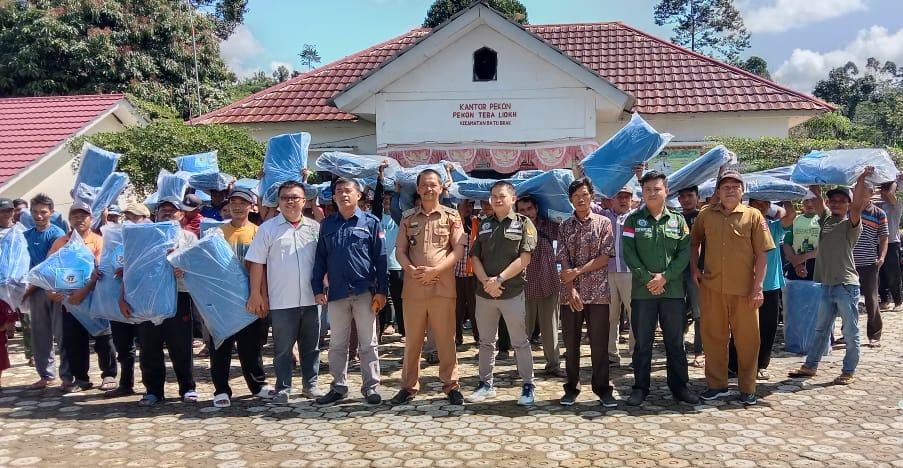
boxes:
[270,306,321,393]
[804,284,860,374]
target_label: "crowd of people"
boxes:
[0,160,896,410]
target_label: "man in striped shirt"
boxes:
[853,199,888,348]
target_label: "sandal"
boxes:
[788,367,817,378]
[691,356,705,368]
[182,390,199,403]
[138,394,160,406]
[212,393,231,408]
[833,373,855,385]
[757,369,771,381]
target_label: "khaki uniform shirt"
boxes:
[690,203,775,296]
[397,205,466,300]
[471,210,537,300]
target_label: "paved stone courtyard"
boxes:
[1,311,902,467]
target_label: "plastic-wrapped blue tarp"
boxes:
[580,113,673,197]
[189,172,234,192]
[396,161,469,210]
[791,149,898,186]
[65,295,110,337]
[200,218,226,237]
[73,183,98,205]
[26,232,95,292]
[751,165,794,181]
[123,222,179,324]
[784,280,828,355]
[143,192,159,211]
[174,151,219,174]
[515,169,576,223]
[260,133,311,207]
[167,231,255,349]
[157,170,189,204]
[90,224,137,324]
[0,229,30,309]
[666,146,734,196]
[90,172,129,229]
[73,143,121,192]
[234,178,260,196]
[698,174,812,201]
[315,152,402,188]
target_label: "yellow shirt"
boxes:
[219,222,259,263]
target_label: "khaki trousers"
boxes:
[401,297,459,394]
[700,285,760,394]
[608,271,634,363]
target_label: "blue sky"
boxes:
[221,0,903,93]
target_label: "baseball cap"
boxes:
[181,194,202,212]
[124,202,150,217]
[0,198,13,210]
[158,196,182,211]
[826,187,853,202]
[70,199,92,214]
[717,170,744,186]
[108,204,122,215]
[616,186,633,195]
[228,187,256,203]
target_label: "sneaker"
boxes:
[495,350,510,361]
[137,394,161,406]
[699,388,730,401]
[833,373,855,385]
[599,394,618,408]
[559,392,577,406]
[426,351,440,366]
[315,390,345,406]
[448,389,464,405]
[254,385,277,400]
[365,390,382,405]
[99,376,117,391]
[466,382,496,403]
[517,384,535,406]
[673,388,700,405]
[739,393,757,406]
[103,386,135,398]
[61,381,78,393]
[626,388,645,406]
[302,386,326,398]
[390,389,415,405]
[272,390,290,404]
[757,369,771,380]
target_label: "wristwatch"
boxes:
[495,275,504,283]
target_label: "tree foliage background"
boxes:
[423,0,527,28]
[653,0,750,63]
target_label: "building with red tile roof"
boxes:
[0,94,145,212]
[192,2,831,173]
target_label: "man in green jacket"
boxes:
[622,171,699,406]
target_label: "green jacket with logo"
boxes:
[621,206,690,300]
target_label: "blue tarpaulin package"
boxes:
[200,218,226,237]
[73,183,98,205]
[189,172,234,192]
[234,178,260,196]
[666,145,734,196]
[26,231,95,292]
[396,161,469,210]
[90,224,137,324]
[90,172,129,229]
[167,231,255,349]
[0,229,31,309]
[174,151,219,174]
[315,152,402,188]
[791,148,898,186]
[698,174,812,201]
[123,222,179,324]
[73,143,121,192]
[260,133,311,207]
[515,169,576,223]
[784,280,829,355]
[157,170,189,205]
[580,113,673,197]
[65,295,110,337]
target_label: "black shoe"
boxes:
[739,393,757,406]
[390,389,415,405]
[448,389,464,405]
[699,388,730,401]
[626,389,645,406]
[673,388,700,405]
[103,386,135,398]
[560,392,577,406]
[314,390,345,405]
[496,350,510,361]
[599,393,618,408]
[365,391,382,405]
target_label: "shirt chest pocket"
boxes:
[431,222,449,246]
[405,226,423,247]
[350,228,371,248]
[729,221,749,239]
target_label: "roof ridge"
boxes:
[0,93,124,103]
[526,21,621,28]
[189,28,430,124]
[612,22,834,111]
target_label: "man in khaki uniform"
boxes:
[690,171,775,405]
[391,169,466,406]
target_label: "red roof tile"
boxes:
[191,22,831,125]
[0,94,125,185]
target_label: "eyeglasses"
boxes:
[280,196,303,203]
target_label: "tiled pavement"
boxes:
[1,312,901,467]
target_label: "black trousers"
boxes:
[497,317,511,352]
[561,304,612,398]
[110,321,137,390]
[729,289,781,371]
[631,298,689,396]
[857,263,882,340]
[455,276,478,344]
[786,258,816,281]
[388,270,405,336]
[208,318,268,397]
[879,242,902,305]
[62,310,116,386]
[137,292,196,399]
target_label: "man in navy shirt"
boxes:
[21,194,66,389]
[312,177,388,405]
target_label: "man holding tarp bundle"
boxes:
[789,167,874,385]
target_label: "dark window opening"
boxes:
[473,47,498,81]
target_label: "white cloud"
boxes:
[774,25,903,92]
[269,61,293,73]
[220,25,265,78]
[742,0,868,34]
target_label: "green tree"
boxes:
[191,0,248,40]
[423,0,527,28]
[813,61,877,117]
[851,90,903,147]
[272,65,291,82]
[737,56,770,79]
[792,112,854,140]
[0,0,235,118]
[298,44,321,71]
[653,0,750,63]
